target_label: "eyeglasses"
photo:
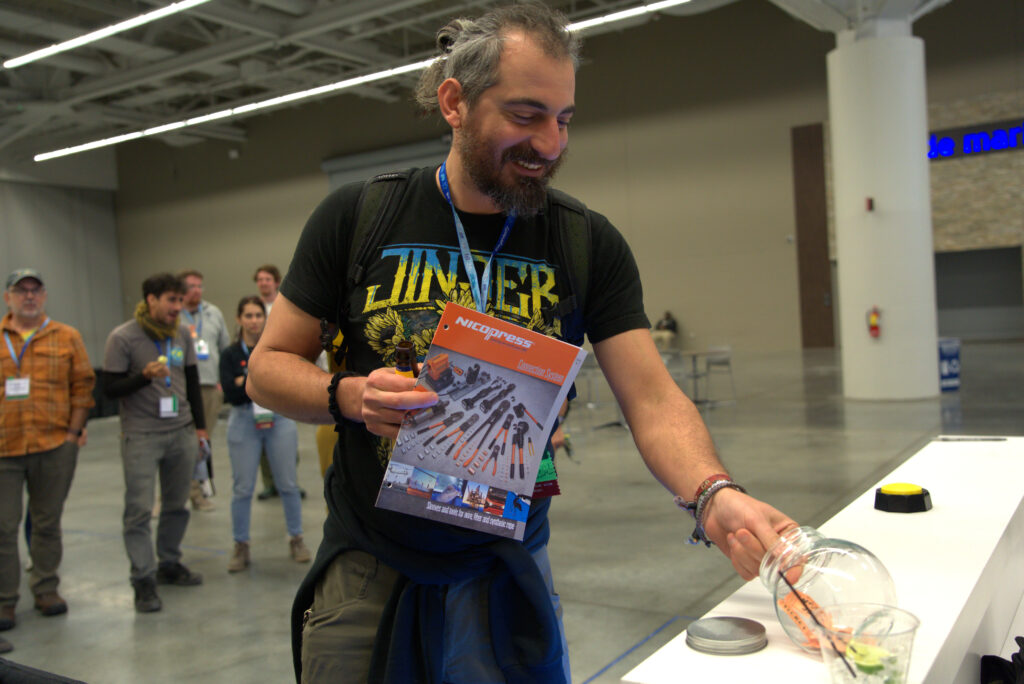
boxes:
[10,286,44,296]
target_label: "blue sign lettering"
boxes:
[928,134,955,158]
[928,118,1024,160]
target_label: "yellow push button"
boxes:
[879,483,923,496]
[875,482,932,513]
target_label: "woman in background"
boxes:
[220,296,310,572]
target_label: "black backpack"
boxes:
[324,168,592,365]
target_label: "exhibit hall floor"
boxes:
[1,341,1020,683]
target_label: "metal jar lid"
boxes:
[685,617,767,655]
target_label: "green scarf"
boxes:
[134,300,179,341]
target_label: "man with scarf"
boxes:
[103,272,206,613]
[247,4,796,682]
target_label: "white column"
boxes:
[827,23,939,399]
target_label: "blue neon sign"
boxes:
[928,118,1024,160]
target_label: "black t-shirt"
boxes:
[281,165,648,543]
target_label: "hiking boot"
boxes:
[190,481,216,512]
[289,535,311,563]
[33,591,68,616]
[132,577,162,613]
[0,604,14,631]
[227,542,250,573]
[156,561,203,586]
[0,635,11,654]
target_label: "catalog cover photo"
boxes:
[376,302,587,540]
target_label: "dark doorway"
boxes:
[791,123,835,348]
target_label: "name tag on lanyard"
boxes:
[186,306,208,359]
[5,377,29,399]
[252,402,274,429]
[3,319,49,400]
[159,395,179,418]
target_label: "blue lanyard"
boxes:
[438,162,515,312]
[182,304,203,336]
[3,318,50,374]
[240,340,251,374]
[153,339,172,387]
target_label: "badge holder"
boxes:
[252,402,274,429]
[159,395,179,418]
[5,376,30,400]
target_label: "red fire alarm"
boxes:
[866,197,875,211]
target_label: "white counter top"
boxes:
[623,436,1024,684]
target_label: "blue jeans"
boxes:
[227,405,302,541]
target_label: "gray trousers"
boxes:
[121,427,196,580]
[0,441,78,605]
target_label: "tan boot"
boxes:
[227,542,250,573]
[190,480,215,511]
[289,535,311,563]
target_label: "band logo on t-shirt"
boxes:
[359,242,563,367]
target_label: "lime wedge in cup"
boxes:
[847,640,889,674]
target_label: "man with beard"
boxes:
[178,269,230,511]
[103,273,206,613]
[247,4,795,682]
[1,269,94,642]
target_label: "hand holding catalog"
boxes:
[375,303,587,540]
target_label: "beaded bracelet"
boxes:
[693,473,732,502]
[673,479,747,547]
[696,480,747,527]
[327,371,359,424]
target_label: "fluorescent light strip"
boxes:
[34,1,693,162]
[35,58,436,161]
[567,0,692,32]
[4,0,214,70]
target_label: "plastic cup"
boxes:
[813,603,920,684]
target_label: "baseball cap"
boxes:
[5,268,45,289]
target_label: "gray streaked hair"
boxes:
[414,2,580,114]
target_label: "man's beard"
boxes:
[458,123,565,218]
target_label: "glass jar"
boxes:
[758,526,897,653]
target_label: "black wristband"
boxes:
[327,371,359,424]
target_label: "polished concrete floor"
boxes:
[1,341,1021,683]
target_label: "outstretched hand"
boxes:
[701,488,798,580]
[359,367,438,439]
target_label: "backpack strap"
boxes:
[327,169,413,366]
[349,169,414,286]
[544,188,591,347]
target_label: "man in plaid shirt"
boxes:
[0,268,94,644]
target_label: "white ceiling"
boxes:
[0,0,953,163]
[0,0,674,161]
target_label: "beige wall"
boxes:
[929,89,1024,261]
[113,0,1022,352]
[116,95,445,325]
